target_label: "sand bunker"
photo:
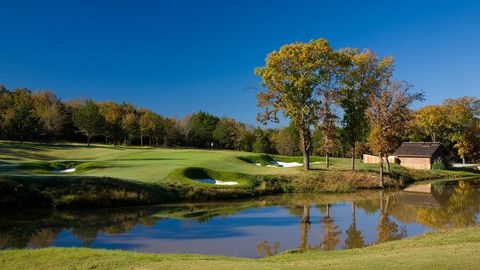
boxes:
[257,161,322,168]
[52,168,76,173]
[268,161,302,168]
[195,178,238,185]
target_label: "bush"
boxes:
[432,158,448,170]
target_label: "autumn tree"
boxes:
[255,39,341,170]
[139,109,158,146]
[213,118,240,149]
[338,49,394,170]
[414,105,448,143]
[121,103,139,145]
[99,101,124,146]
[32,91,64,143]
[164,117,180,146]
[0,86,9,138]
[273,123,301,156]
[443,97,480,163]
[177,114,193,146]
[366,81,423,187]
[4,88,39,143]
[234,124,255,152]
[72,99,105,146]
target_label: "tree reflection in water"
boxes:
[0,181,478,256]
[377,191,407,243]
[299,203,311,250]
[415,180,480,229]
[344,202,365,249]
[256,240,280,257]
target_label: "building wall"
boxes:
[362,154,395,164]
[398,157,431,170]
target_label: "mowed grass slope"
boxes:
[2,141,478,209]
[1,226,479,270]
[1,141,477,186]
[0,142,285,183]
[0,142,380,183]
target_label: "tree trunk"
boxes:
[385,155,391,172]
[303,149,310,171]
[351,202,356,226]
[351,144,356,171]
[87,135,91,147]
[299,127,310,171]
[325,153,330,169]
[379,153,384,188]
[463,157,466,164]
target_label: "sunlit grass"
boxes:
[1,226,479,270]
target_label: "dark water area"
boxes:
[1,179,479,258]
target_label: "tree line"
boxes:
[0,85,319,154]
[255,38,479,184]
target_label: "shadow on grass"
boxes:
[116,158,184,161]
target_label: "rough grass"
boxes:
[1,226,479,270]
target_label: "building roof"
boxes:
[392,142,442,157]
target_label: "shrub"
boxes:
[432,158,448,170]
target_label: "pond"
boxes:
[1,179,479,258]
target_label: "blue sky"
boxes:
[1,0,479,125]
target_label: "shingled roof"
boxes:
[392,142,442,157]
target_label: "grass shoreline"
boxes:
[1,226,479,269]
[1,142,479,209]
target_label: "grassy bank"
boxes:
[1,226,479,269]
[1,142,478,209]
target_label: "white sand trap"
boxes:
[255,163,262,166]
[196,178,238,185]
[265,161,302,168]
[265,161,323,168]
[52,168,76,173]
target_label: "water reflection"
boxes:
[0,179,479,258]
[344,202,365,249]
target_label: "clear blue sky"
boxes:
[1,0,479,125]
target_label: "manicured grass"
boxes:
[2,141,475,184]
[1,226,479,269]
[0,142,304,183]
[1,141,478,209]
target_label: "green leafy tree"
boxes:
[5,89,39,143]
[213,118,240,149]
[443,97,480,163]
[252,128,273,153]
[0,85,11,138]
[339,49,394,170]
[72,99,105,146]
[273,123,300,156]
[190,111,219,148]
[256,39,339,170]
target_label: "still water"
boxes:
[1,179,479,258]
